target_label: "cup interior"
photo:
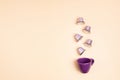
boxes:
[77,58,91,64]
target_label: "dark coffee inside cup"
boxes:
[78,58,91,63]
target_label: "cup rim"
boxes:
[77,57,91,64]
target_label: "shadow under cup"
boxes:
[77,58,94,73]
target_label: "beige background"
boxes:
[0,0,120,80]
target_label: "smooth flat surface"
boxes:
[0,0,120,80]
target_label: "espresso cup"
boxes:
[77,58,94,73]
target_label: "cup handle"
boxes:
[91,58,94,65]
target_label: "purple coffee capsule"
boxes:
[74,34,83,42]
[84,39,92,47]
[76,17,85,24]
[77,47,85,55]
[83,26,91,33]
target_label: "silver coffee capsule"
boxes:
[74,34,83,42]
[76,17,85,24]
[84,39,92,47]
[77,47,85,55]
[82,26,91,33]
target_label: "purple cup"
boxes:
[77,58,94,73]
